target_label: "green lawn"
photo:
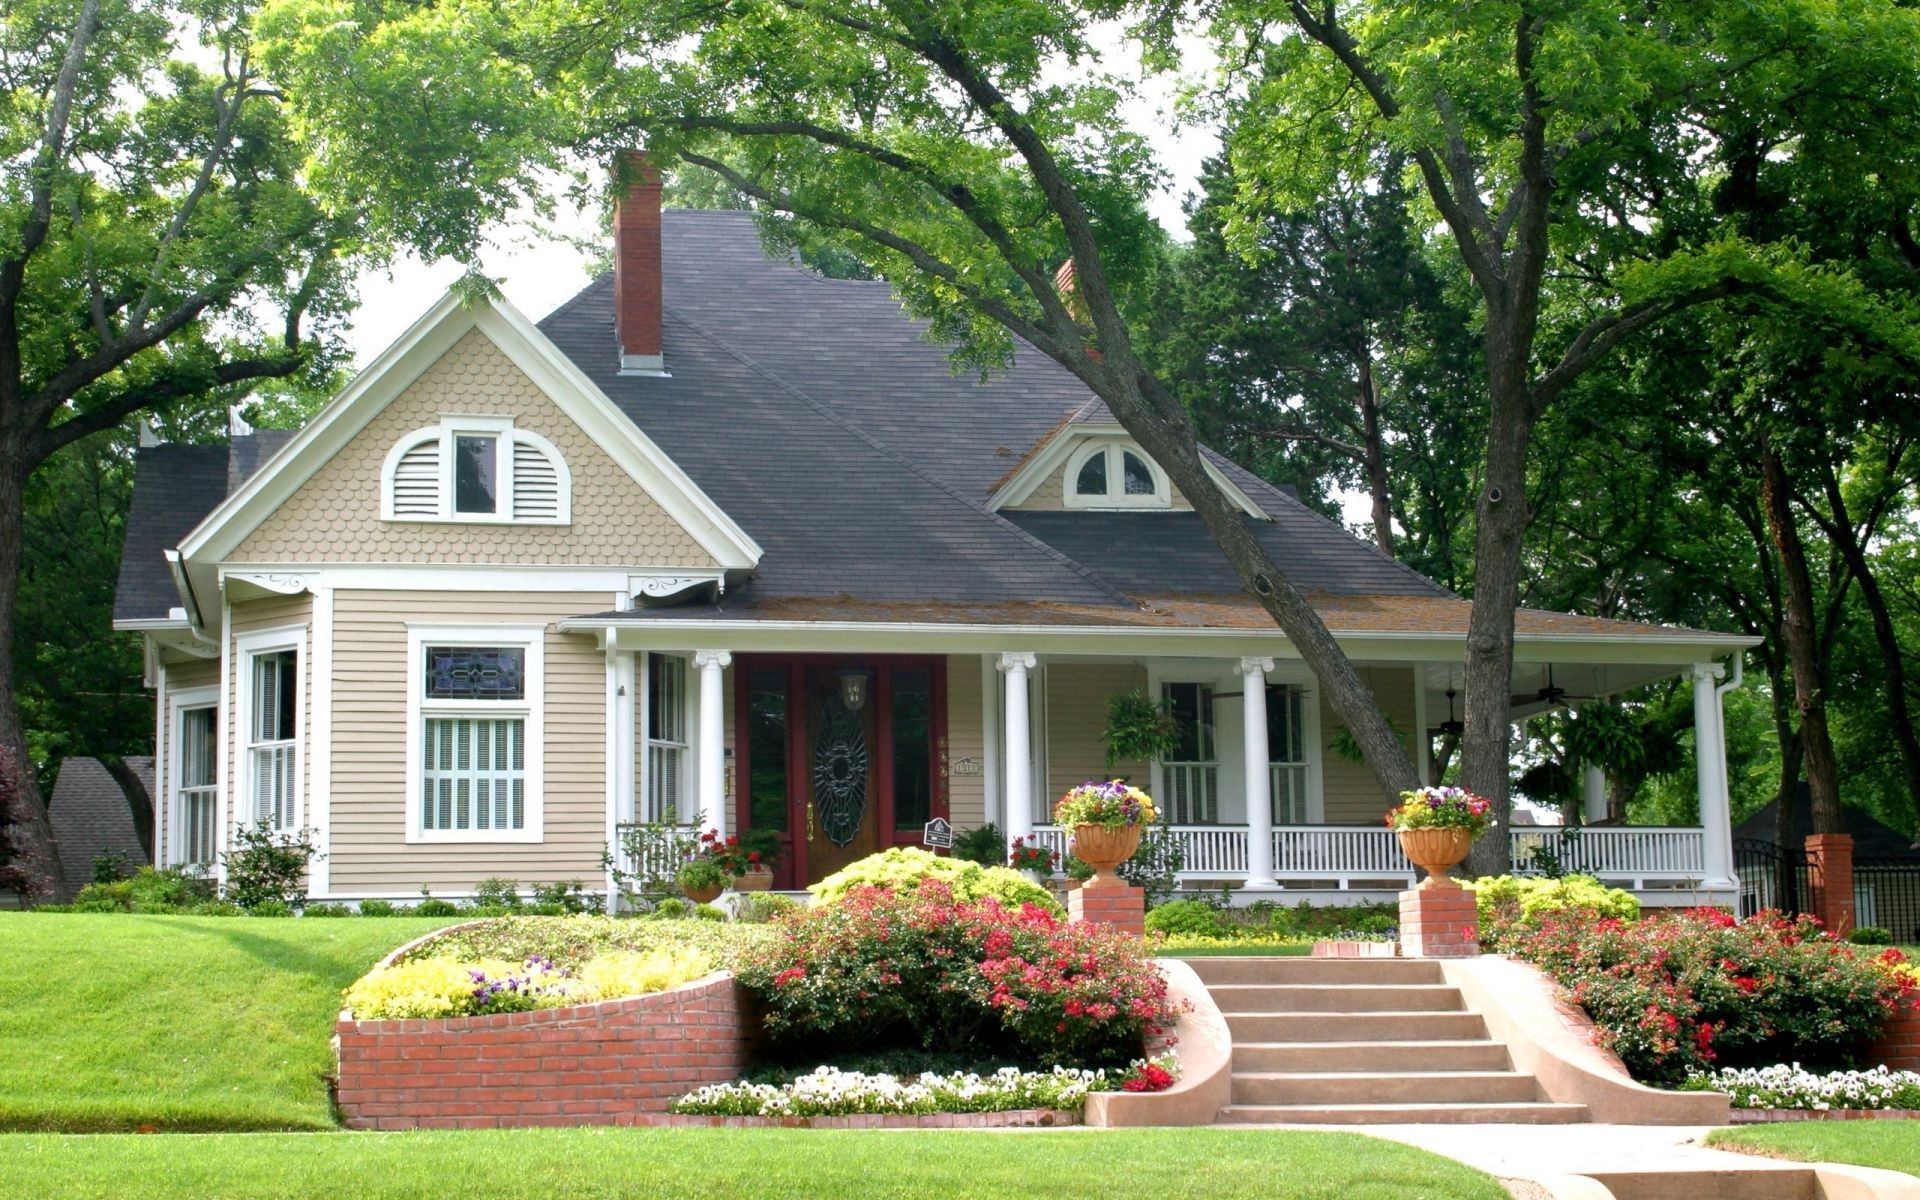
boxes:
[0,913,458,1133]
[1706,1123,1920,1176]
[0,1128,1508,1200]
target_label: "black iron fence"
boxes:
[1733,836,1812,919]
[1855,857,1920,943]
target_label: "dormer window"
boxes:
[382,415,571,524]
[1065,440,1170,508]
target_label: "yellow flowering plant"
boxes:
[1053,780,1158,828]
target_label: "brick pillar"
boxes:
[1399,886,1479,958]
[1069,876,1144,938]
[1805,833,1856,938]
[1868,1004,1920,1072]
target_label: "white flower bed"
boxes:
[671,1065,1110,1117]
[1682,1063,1920,1111]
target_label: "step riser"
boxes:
[1186,958,1443,985]
[1209,984,1463,1012]
[1232,1074,1540,1105]
[1217,1104,1588,1126]
[1233,1043,1510,1072]
[1224,1013,1488,1042]
[1581,1171,1819,1200]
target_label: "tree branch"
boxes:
[1529,282,1740,414]
[0,0,102,307]
[30,350,304,465]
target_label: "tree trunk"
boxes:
[1760,437,1844,834]
[1357,351,1394,557]
[102,755,154,863]
[1460,362,1533,879]
[1606,774,1631,823]
[1821,469,1920,838]
[0,440,64,902]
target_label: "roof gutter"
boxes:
[164,549,208,638]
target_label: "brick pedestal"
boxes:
[1806,833,1856,938]
[1069,876,1144,937]
[1398,885,1480,958]
[1869,1005,1920,1071]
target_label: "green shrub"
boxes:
[90,851,133,884]
[189,900,246,917]
[950,823,1004,867]
[248,899,292,918]
[809,847,1059,914]
[357,898,397,917]
[70,866,212,913]
[1849,926,1895,946]
[222,822,320,911]
[465,904,514,918]
[1144,899,1226,937]
[1468,874,1638,945]
[529,880,597,913]
[415,897,460,917]
[302,902,352,918]
[692,903,727,921]
[403,914,770,971]
[648,898,690,920]
[1266,900,1399,938]
[30,903,74,913]
[736,893,801,923]
[471,878,522,910]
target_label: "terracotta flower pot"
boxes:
[1072,822,1142,880]
[735,867,774,893]
[681,880,726,905]
[1396,826,1475,890]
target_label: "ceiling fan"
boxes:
[1512,664,1571,709]
[1436,688,1465,737]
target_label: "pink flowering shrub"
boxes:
[1509,908,1917,1086]
[733,880,1185,1068]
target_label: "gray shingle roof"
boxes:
[49,756,148,901]
[114,210,1463,626]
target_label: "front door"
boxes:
[801,665,881,881]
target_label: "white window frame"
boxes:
[642,652,689,824]
[1063,439,1172,510]
[406,623,546,843]
[1266,682,1312,826]
[236,627,305,834]
[379,414,572,525]
[170,686,221,868]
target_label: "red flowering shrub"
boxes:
[1509,908,1917,1086]
[733,880,1185,1068]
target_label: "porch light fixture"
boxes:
[838,668,871,712]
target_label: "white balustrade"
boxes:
[1509,826,1706,887]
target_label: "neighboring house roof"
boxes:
[48,756,149,901]
[114,209,1751,653]
[1735,788,1920,860]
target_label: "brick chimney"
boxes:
[612,151,666,375]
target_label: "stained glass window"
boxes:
[1074,451,1107,495]
[1122,450,1155,495]
[891,669,932,831]
[425,646,525,700]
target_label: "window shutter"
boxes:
[510,438,561,520]
[391,438,441,516]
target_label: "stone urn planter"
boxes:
[734,867,774,893]
[1072,823,1142,880]
[1397,827,1474,889]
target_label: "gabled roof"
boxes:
[48,756,149,902]
[1736,788,1920,859]
[114,444,228,624]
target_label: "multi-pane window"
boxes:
[177,705,217,865]
[420,646,527,833]
[1067,442,1167,507]
[453,435,499,514]
[746,668,789,834]
[247,649,299,830]
[891,669,933,832]
[1160,681,1217,824]
[1266,683,1310,825]
[644,654,687,823]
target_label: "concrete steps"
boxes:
[1192,955,1588,1126]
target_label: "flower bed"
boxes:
[1507,908,1917,1085]
[1684,1064,1920,1120]
[671,1065,1110,1118]
[396,914,770,970]
[345,947,711,1019]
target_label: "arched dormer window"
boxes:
[380,415,571,524]
[1064,440,1170,509]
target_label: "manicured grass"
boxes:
[1706,1123,1920,1176]
[0,913,459,1133]
[0,1127,1509,1200]
[1158,942,1316,957]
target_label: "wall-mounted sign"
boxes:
[951,756,982,777]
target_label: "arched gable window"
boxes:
[380,415,571,523]
[1064,440,1171,508]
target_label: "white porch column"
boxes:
[1691,662,1736,887]
[1582,765,1607,824]
[1240,656,1277,888]
[999,652,1037,851]
[694,650,731,838]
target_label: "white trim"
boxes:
[988,426,1268,519]
[1062,439,1172,509]
[215,597,230,887]
[168,685,220,869]
[693,649,732,837]
[152,659,167,867]
[235,624,306,835]
[307,589,334,895]
[377,416,576,525]
[216,563,716,594]
[1412,671,1431,786]
[176,291,760,571]
[405,623,547,844]
[980,654,1001,829]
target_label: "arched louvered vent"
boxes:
[511,438,561,521]
[390,438,441,516]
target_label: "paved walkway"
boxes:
[1345,1123,1802,1179]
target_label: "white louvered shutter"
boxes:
[511,438,562,520]
[391,437,441,516]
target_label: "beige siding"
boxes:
[158,656,220,866]
[946,656,985,831]
[1320,666,1419,823]
[227,594,312,840]
[231,330,716,568]
[1044,663,1151,800]
[327,589,614,893]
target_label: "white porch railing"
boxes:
[1509,827,1706,887]
[1032,822,1711,893]
[612,821,699,891]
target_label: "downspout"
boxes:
[164,549,208,639]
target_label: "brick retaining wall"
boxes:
[333,972,754,1130]
[1868,1004,1920,1072]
